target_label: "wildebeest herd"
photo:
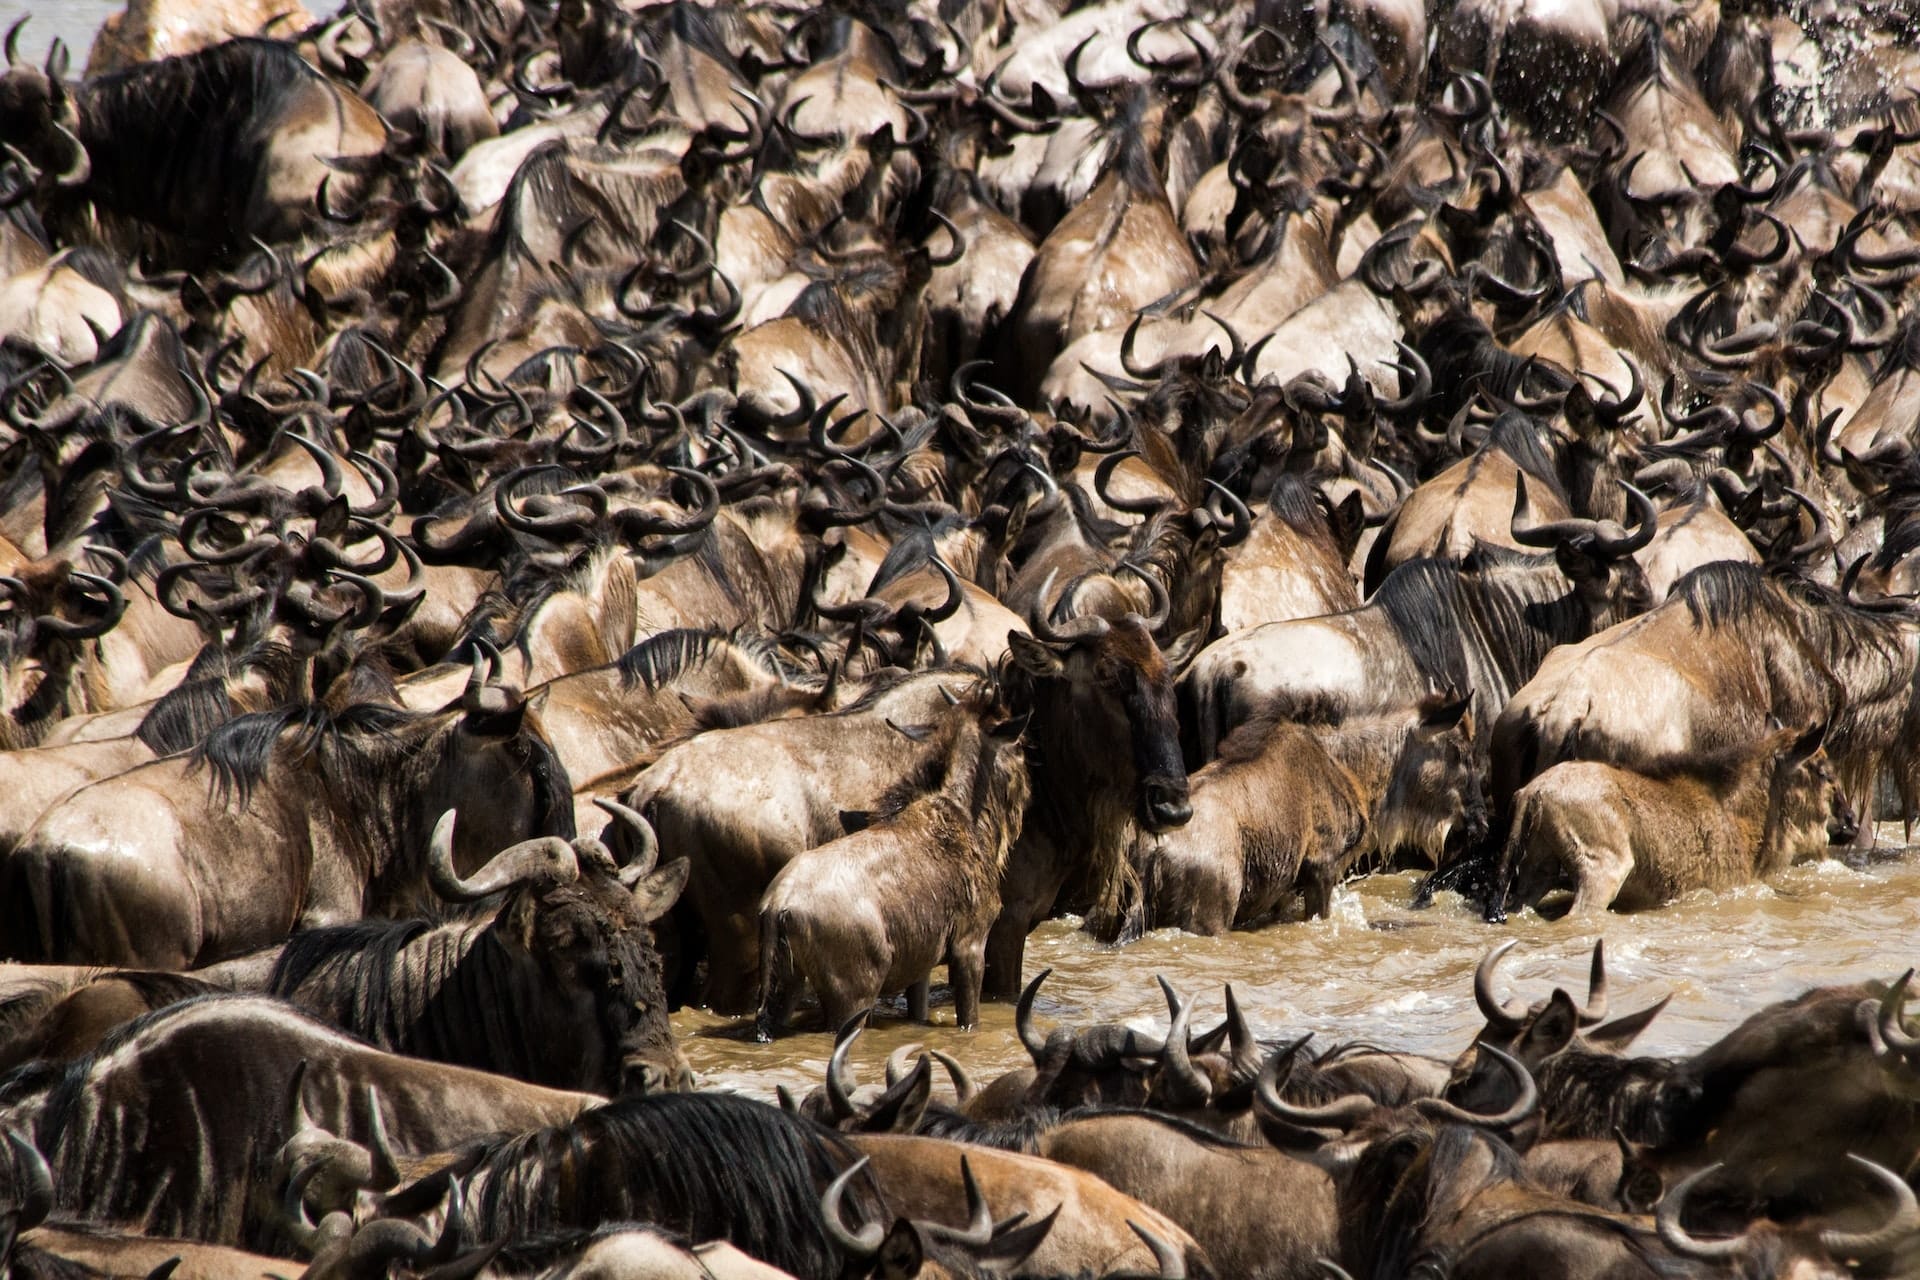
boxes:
[1,0,1919,1273]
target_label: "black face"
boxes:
[527,876,689,1094]
[1114,646,1191,833]
[0,69,63,173]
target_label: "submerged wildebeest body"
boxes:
[1492,722,1855,914]
[0,38,387,259]
[0,677,575,968]
[268,805,692,1095]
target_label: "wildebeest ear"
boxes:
[1584,995,1671,1051]
[1006,631,1064,677]
[977,1205,1061,1272]
[878,1220,925,1280]
[886,718,934,742]
[631,857,689,923]
[1329,491,1367,558]
[863,1054,933,1133]
[1417,689,1472,735]
[313,495,352,543]
[1161,626,1206,676]
[1522,989,1579,1059]
[988,710,1031,742]
[839,810,875,834]
[1784,720,1828,767]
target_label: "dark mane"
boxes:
[452,1092,870,1280]
[188,701,420,807]
[1483,412,1566,502]
[1368,559,1472,687]
[1265,474,1333,538]
[266,918,436,1032]
[136,641,297,755]
[614,628,723,692]
[1672,561,1776,630]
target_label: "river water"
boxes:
[677,833,1920,1101]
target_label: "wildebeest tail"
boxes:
[754,908,795,1041]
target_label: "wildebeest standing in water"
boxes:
[1492,721,1857,914]
[756,687,1030,1034]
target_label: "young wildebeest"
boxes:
[756,692,1031,1036]
[1139,691,1478,934]
[1493,721,1856,914]
[267,801,692,1095]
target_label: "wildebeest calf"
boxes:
[756,692,1030,1035]
[1493,722,1856,914]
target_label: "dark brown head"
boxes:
[429,803,691,1095]
[1007,588,1195,833]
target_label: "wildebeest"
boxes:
[757,690,1029,1034]
[0,667,575,967]
[1491,721,1857,915]
[1139,691,1477,933]
[267,802,691,1094]
[1490,561,1920,850]
[1182,489,1654,766]
[631,669,996,1013]
[986,589,1196,990]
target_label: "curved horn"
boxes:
[1656,1165,1747,1261]
[1028,569,1111,645]
[1412,1044,1539,1129]
[1017,968,1053,1062]
[1255,1037,1374,1130]
[1120,314,1168,380]
[1818,1155,1920,1258]
[1877,969,1920,1056]
[1204,479,1252,548]
[1474,940,1529,1032]
[1576,939,1608,1025]
[426,811,576,903]
[1119,562,1170,634]
[1127,1222,1187,1280]
[5,1128,53,1231]
[826,1012,866,1123]
[820,1158,884,1257]
[1156,976,1212,1107]
[593,798,660,881]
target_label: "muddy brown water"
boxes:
[677,830,1920,1102]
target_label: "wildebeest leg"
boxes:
[706,912,764,1014]
[949,942,985,1030]
[754,911,799,1042]
[907,975,930,1024]
[983,840,1068,998]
